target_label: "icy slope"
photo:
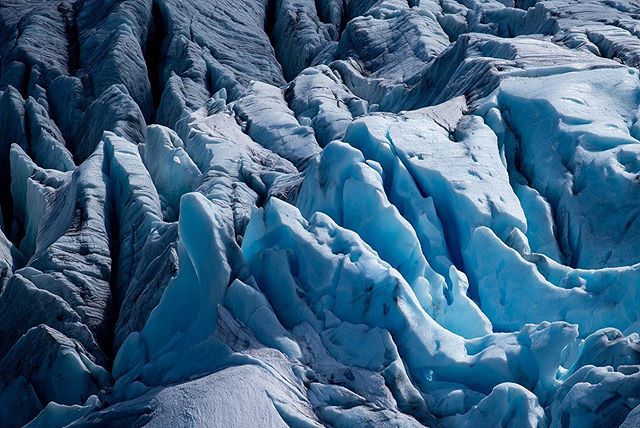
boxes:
[2,0,640,427]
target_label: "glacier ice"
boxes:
[140,124,201,219]
[2,0,640,427]
[295,140,491,338]
[479,67,640,269]
[233,81,322,170]
[285,65,368,147]
[103,131,163,305]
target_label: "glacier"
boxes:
[1,0,640,427]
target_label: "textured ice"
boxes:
[114,193,234,389]
[233,81,322,169]
[0,326,109,427]
[480,67,640,269]
[272,0,335,81]
[157,0,285,92]
[2,0,640,427]
[296,140,491,338]
[140,125,201,219]
[285,65,368,147]
[73,84,147,163]
[103,132,163,304]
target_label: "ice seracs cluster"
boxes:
[1,0,640,427]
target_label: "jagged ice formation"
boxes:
[1,0,640,427]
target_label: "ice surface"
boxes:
[480,67,640,269]
[233,81,322,169]
[76,0,154,120]
[24,98,74,172]
[103,132,163,303]
[242,198,580,399]
[443,383,547,428]
[114,192,234,388]
[286,65,368,147]
[113,220,178,351]
[272,0,335,81]
[156,0,285,92]
[2,144,111,356]
[344,101,527,279]
[296,140,491,338]
[73,84,147,163]
[0,326,109,427]
[0,227,19,293]
[140,125,201,219]
[2,0,640,426]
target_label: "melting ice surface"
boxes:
[1,0,640,427]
